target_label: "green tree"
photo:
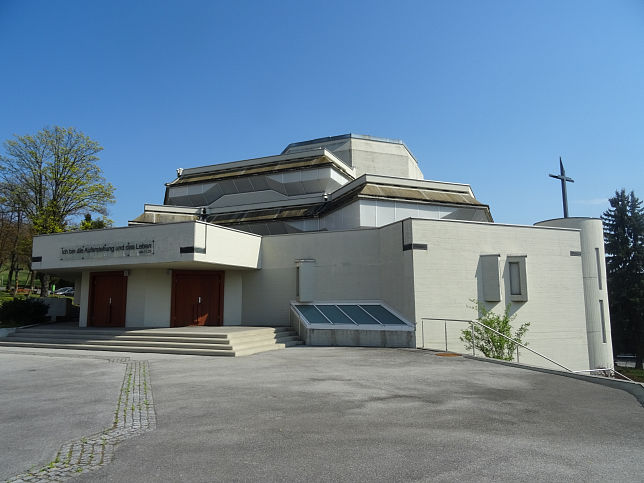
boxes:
[602,189,644,368]
[0,190,33,293]
[461,300,530,361]
[79,213,112,230]
[0,126,115,295]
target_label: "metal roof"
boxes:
[168,148,355,187]
[281,133,406,153]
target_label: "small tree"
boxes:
[460,300,530,361]
[79,213,112,230]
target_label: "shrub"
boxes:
[460,300,530,361]
[0,297,49,325]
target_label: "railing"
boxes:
[572,368,634,382]
[419,317,573,372]
[419,318,636,382]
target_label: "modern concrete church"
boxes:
[32,134,613,371]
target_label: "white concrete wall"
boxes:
[198,223,262,269]
[32,221,261,272]
[223,271,243,325]
[411,218,591,371]
[124,269,172,327]
[378,222,416,324]
[241,226,416,326]
[313,199,486,233]
[282,137,424,180]
[79,271,90,327]
[350,138,424,180]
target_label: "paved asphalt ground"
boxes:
[1,346,643,482]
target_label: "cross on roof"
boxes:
[549,157,574,218]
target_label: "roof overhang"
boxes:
[167,148,355,187]
[326,175,493,221]
[31,221,262,274]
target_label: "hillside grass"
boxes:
[0,269,39,289]
[617,367,644,383]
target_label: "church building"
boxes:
[31,134,613,371]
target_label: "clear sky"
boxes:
[1,0,642,227]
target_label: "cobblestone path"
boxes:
[7,360,156,482]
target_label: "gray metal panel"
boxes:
[218,179,238,195]
[265,174,287,195]
[233,177,254,193]
[202,183,224,205]
[249,174,270,191]
[480,254,501,302]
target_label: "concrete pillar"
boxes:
[535,217,614,369]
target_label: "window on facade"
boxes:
[480,254,501,302]
[595,248,603,290]
[507,256,528,302]
[509,262,521,295]
[599,299,607,343]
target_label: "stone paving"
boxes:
[6,360,156,483]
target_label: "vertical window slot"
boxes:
[599,300,607,343]
[509,262,521,296]
[595,248,603,290]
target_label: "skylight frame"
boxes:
[290,301,414,332]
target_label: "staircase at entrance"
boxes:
[0,324,302,356]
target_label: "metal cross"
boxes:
[549,157,574,218]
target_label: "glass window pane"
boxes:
[509,262,521,295]
[317,305,356,325]
[296,305,331,324]
[360,305,407,325]
[337,305,380,325]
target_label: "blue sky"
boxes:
[1,0,642,226]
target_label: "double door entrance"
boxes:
[88,269,225,328]
[171,270,224,327]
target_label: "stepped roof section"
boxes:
[281,133,424,180]
[131,135,492,232]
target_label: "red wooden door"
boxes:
[89,272,127,327]
[171,271,224,327]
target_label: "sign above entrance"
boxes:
[60,240,155,260]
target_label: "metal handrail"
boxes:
[420,317,573,373]
[573,368,634,382]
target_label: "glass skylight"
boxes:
[293,303,408,326]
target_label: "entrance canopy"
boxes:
[31,221,261,274]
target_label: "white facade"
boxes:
[31,134,612,371]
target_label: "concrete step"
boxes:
[7,332,232,344]
[12,328,229,339]
[3,337,236,351]
[0,341,236,356]
[274,335,300,343]
[284,340,304,347]
[0,325,303,357]
[232,338,304,356]
[228,333,298,345]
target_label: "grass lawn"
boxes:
[617,367,644,383]
[0,269,36,288]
